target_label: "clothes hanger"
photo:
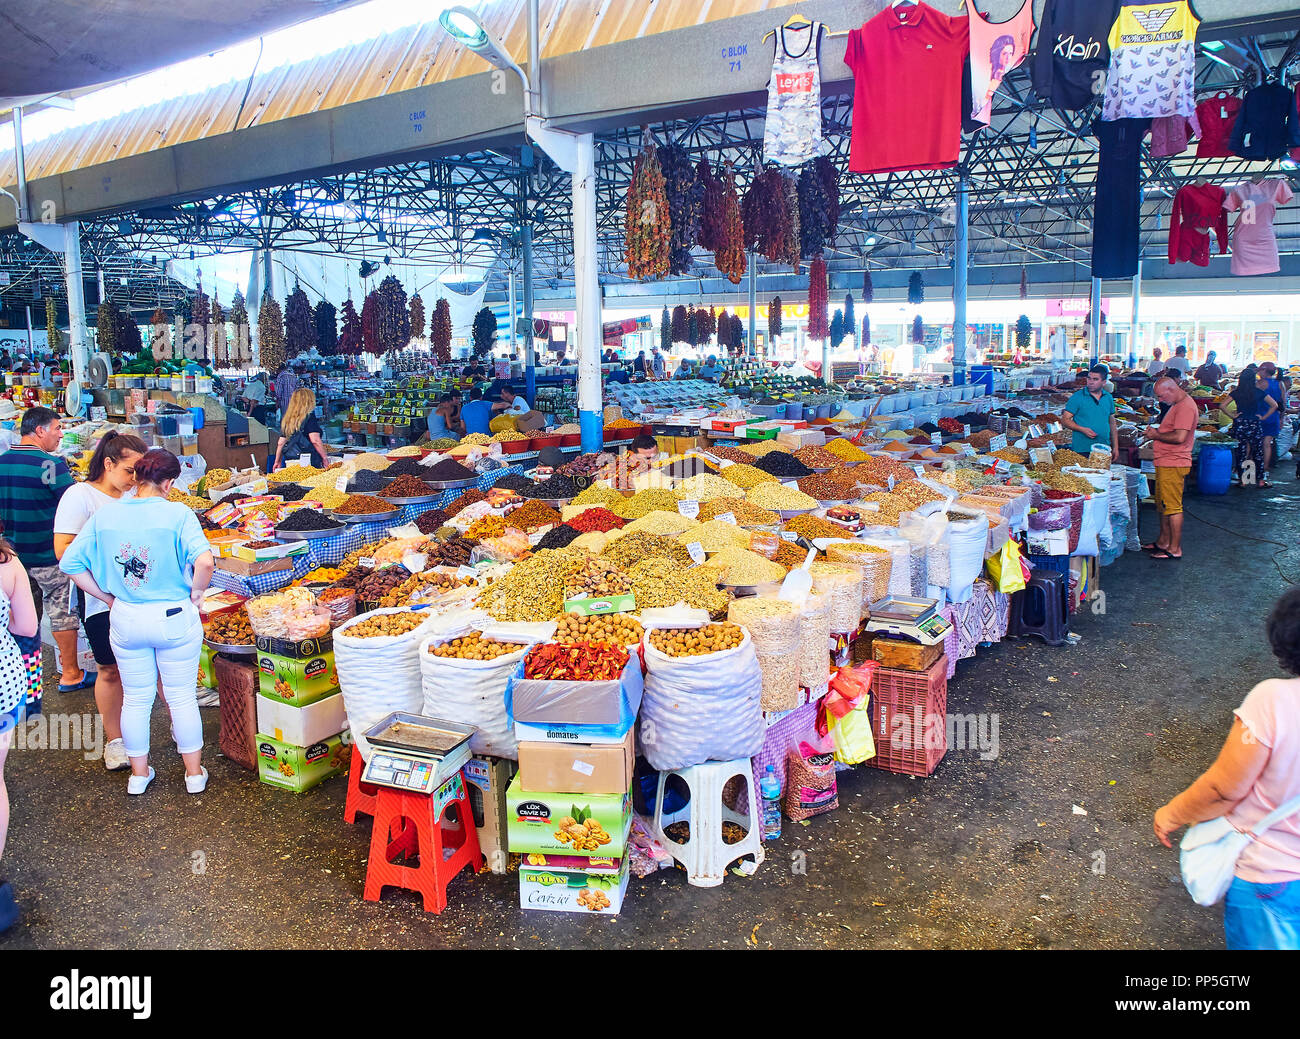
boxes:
[763,12,812,44]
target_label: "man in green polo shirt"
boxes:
[1062,364,1119,458]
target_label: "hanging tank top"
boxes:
[763,21,825,168]
[966,0,1036,126]
[1101,1,1199,121]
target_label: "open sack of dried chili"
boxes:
[507,641,643,742]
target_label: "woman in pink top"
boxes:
[1155,588,1300,949]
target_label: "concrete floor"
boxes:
[3,484,1297,950]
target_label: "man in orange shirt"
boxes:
[1144,376,1199,560]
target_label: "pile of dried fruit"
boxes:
[524,641,629,681]
[334,495,397,515]
[268,465,321,484]
[424,534,478,568]
[792,445,846,468]
[356,566,411,602]
[563,558,632,599]
[430,632,526,660]
[414,508,449,534]
[465,515,508,540]
[203,608,253,645]
[505,500,563,531]
[649,623,744,657]
[747,483,817,511]
[444,489,487,518]
[823,439,869,462]
[600,531,691,569]
[697,498,779,525]
[565,506,624,533]
[783,513,850,540]
[719,463,778,489]
[384,474,437,498]
[479,549,589,622]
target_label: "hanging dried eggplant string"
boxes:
[782,173,802,273]
[741,168,790,265]
[660,143,703,275]
[768,296,783,340]
[798,156,840,259]
[807,256,829,340]
[625,139,671,280]
[714,164,746,284]
[908,271,925,305]
[375,274,411,355]
[863,269,873,302]
[360,290,381,356]
[697,158,726,252]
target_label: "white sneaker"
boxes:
[103,738,130,771]
[127,767,156,795]
[185,767,209,794]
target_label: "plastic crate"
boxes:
[1029,553,1071,576]
[216,654,260,771]
[867,655,948,777]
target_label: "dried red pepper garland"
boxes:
[714,165,746,284]
[807,255,829,340]
[625,142,671,280]
[360,290,381,356]
[741,168,790,264]
[697,159,726,252]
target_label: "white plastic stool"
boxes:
[653,758,766,887]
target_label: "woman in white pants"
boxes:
[60,449,215,795]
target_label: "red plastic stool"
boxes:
[344,749,379,824]
[362,771,483,914]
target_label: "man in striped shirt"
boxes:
[0,406,88,691]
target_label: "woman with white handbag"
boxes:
[1154,589,1300,949]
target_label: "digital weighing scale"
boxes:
[864,595,952,646]
[361,712,476,797]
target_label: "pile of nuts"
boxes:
[649,623,745,657]
[792,445,846,468]
[524,641,629,681]
[203,607,254,645]
[377,571,465,608]
[429,632,526,660]
[479,548,588,622]
[746,483,817,511]
[268,465,321,483]
[600,531,691,569]
[719,463,778,490]
[563,558,632,599]
[627,558,731,616]
[554,612,644,646]
[344,611,429,638]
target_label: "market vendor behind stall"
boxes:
[1061,364,1119,457]
[272,388,330,471]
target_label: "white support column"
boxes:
[571,133,603,453]
[1089,277,1102,364]
[1129,264,1141,368]
[64,221,88,416]
[952,170,969,384]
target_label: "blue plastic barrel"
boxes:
[1197,443,1232,495]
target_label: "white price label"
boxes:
[780,530,800,542]
[962,424,971,437]
[715,512,736,525]
[887,475,896,490]
[685,541,706,564]
[297,454,310,467]
[1029,424,1044,438]
[358,556,376,569]
[677,499,700,518]
[335,473,350,492]
[989,434,1008,451]
[930,431,943,445]
[1048,422,1062,434]
[912,464,925,477]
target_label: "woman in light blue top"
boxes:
[61,449,215,796]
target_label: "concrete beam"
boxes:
[3,0,1296,230]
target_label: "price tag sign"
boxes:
[715,511,736,525]
[685,541,706,565]
[989,434,1008,451]
[780,530,801,542]
[1030,448,1054,466]
[887,475,896,491]
[930,431,943,445]
[1029,424,1044,438]
[335,473,350,492]
[678,499,700,519]
[962,424,971,437]
[1048,422,1062,434]
[456,565,478,581]
[358,556,376,569]
[297,454,310,467]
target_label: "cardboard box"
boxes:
[216,556,294,578]
[518,855,629,915]
[233,540,309,563]
[464,755,514,875]
[257,637,339,708]
[256,691,348,747]
[510,657,642,730]
[563,593,636,616]
[506,775,633,857]
[777,428,826,449]
[198,643,219,690]
[256,733,351,792]
[517,728,635,794]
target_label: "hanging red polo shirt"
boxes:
[844,3,970,175]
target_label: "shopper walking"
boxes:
[1146,347,1165,377]
[0,530,38,934]
[1143,376,1198,560]
[0,406,90,692]
[52,430,147,772]
[272,388,330,471]
[1257,362,1284,487]
[1228,366,1269,487]
[59,449,215,795]
[1155,587,1300,949]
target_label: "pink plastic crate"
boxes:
[867,655,948,777]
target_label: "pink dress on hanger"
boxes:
[1225,179,1294,276]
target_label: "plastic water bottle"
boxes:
[760,766,782,841]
